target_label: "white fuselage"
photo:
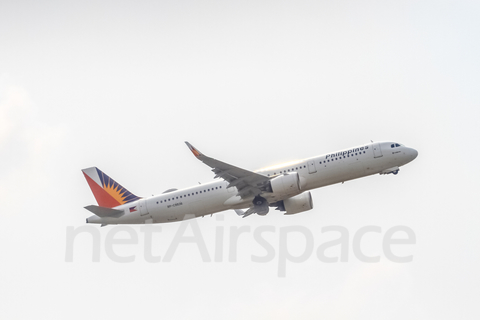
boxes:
[87,141,418,225]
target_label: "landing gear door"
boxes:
[139,199,149,216]
[373,143,383,158]
[307,160,317,174]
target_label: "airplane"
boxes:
[83,141,418,226]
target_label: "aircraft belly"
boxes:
[316,162,343,186]
[188,200,207,217]
[308,159,367,188]
[346,161,366,180]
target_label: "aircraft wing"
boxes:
[185,142,270,198]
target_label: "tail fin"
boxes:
[82,167,141,208]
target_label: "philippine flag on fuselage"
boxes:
[129,206,137,213]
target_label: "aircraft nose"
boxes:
[410,148,418,160]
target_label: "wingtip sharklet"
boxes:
[185,141,203,158]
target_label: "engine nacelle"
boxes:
[269,172,302,197]
[283,191,313,215]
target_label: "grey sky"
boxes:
[1,1,479,319]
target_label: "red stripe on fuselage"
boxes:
[83,172,121,208]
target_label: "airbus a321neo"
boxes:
[82,141,418,226]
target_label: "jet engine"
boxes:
[269,172,302,197]
[279,192,313,215]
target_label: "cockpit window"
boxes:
[391,144,395,148]
[395,143,400,147]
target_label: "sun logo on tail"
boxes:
[102,181,129,204]
[97,169,141,205]
[82,167,141,208]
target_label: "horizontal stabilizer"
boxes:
[84,205,124,217]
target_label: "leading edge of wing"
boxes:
[184,141,270,197]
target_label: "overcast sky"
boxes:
[1,1,479,319]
